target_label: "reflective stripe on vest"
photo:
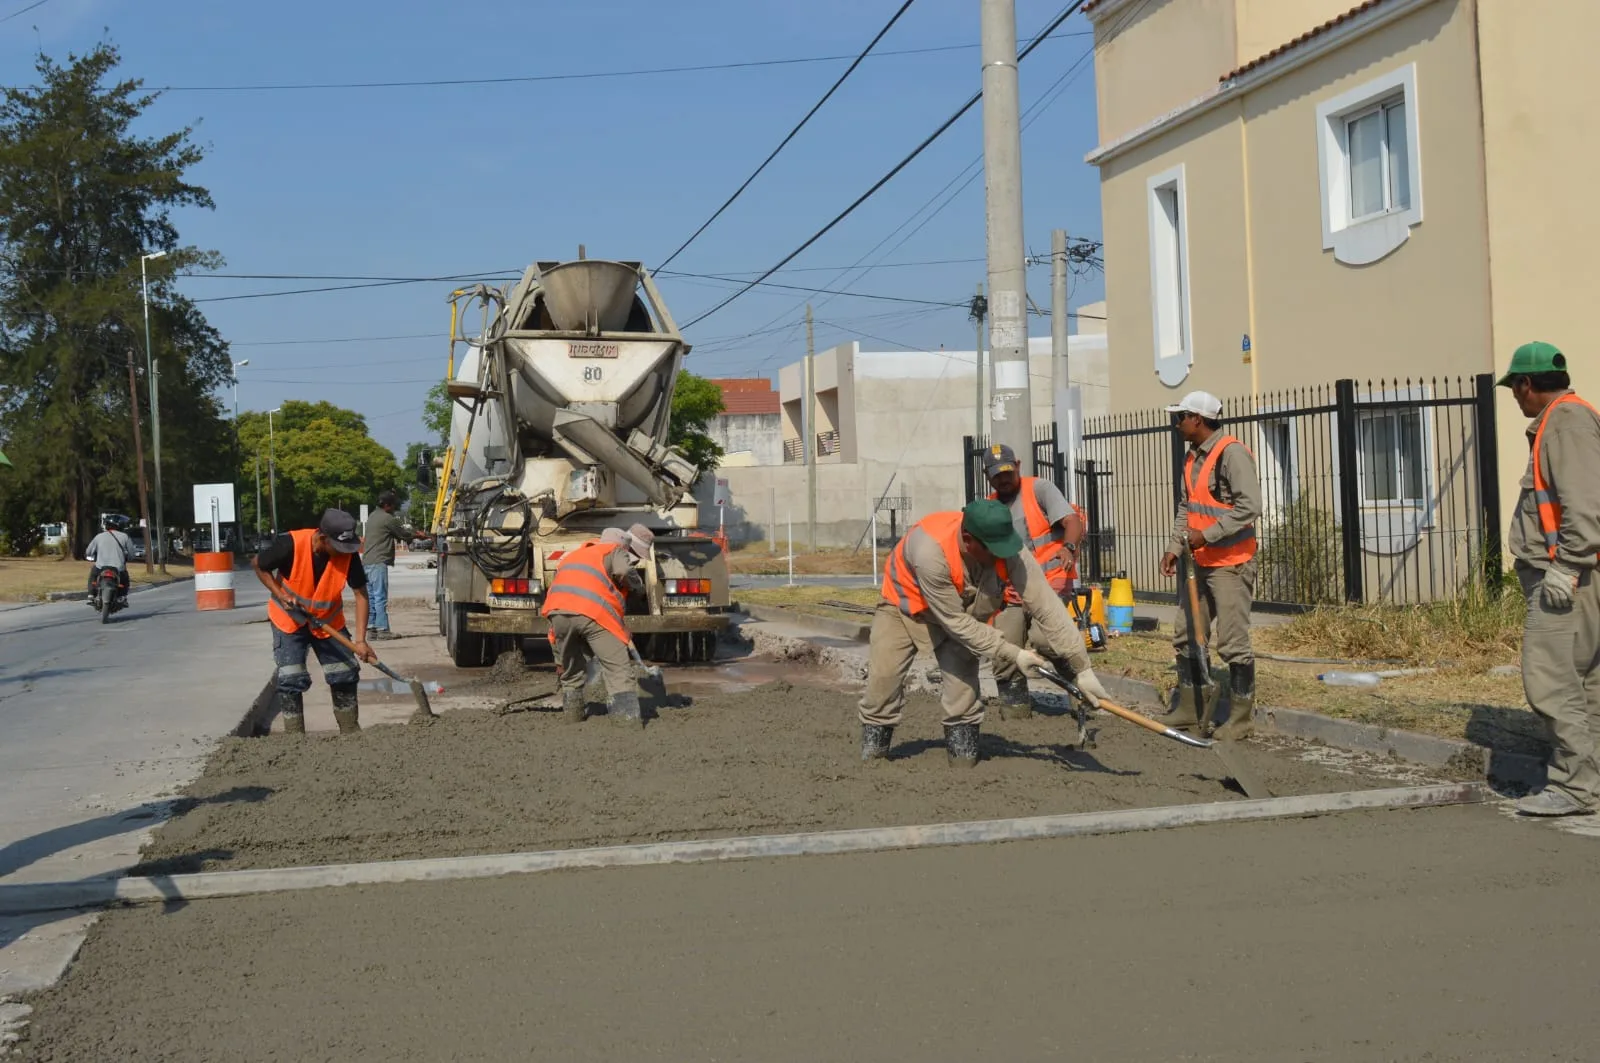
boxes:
[267,528,351,638]
[541,541,631,645]
[1531,394,1600,560]
[881,512,1011,617]
[1184,435,1258,568]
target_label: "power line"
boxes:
[229,331,443,347]
[655,0,919,272]
[680,0,1091,331]
[191,271,516,304]
[0,0,51,25]
[64,33,1086,94]
[659,269,961,308]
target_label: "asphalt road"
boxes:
[18,803,1600,1062]
[0,575,272,993]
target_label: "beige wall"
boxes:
[1476,0,1600,522]
[1233,0,1376,71]
[1100,0,1493,415]
[1093,0,1237,145]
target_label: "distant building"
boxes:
[706,377,782,468]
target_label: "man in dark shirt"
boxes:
[361,490,415,639]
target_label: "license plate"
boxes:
[665,596,710,608]
[487,596,543,610]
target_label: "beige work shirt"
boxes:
[1510,394,1600,573]
[900,524,1090,672]
[1168,431,1262,555]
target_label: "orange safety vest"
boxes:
[881,511,1008,617]
[267,528,351,638]
[1184,435,1258,568]
[1531,393,1600,561]
[988,477,1082,592]
[541,540,632,645]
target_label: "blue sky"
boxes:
[0,0,1106,457]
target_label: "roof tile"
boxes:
[1220,0,1388,83]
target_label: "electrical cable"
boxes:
[655,0,919,272]
[679,0,1091,331]
[0,0,50,24]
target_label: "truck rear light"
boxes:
[665,579,710,595]
[491,578,535,595]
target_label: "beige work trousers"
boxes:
[549,613,634,700]
[1518,566,1600,807]
[992,604,1063,684]
[1171,558,1256,666]
[858,602,986,729]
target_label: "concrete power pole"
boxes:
[980,0,1033,460]
[125,350,155,574]
[805,304,817,553]
[1051,229,1070,404]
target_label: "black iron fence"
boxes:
[964,374,1501,609]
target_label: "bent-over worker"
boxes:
[859,500,1110,767]
[983,443,1087,719]
[542,523,654,727]
[1159,390,1261,739]
[1501,342,1600,818]
[252,508,377,735]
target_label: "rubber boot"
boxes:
[1165,656,1204,730]
[1201,669,1231,737]
[330,685,361,735]
[276,690,306,735]
[995,675,1033,720]
[860,724,894,763]
[1215,662,1256,741]
[609,690,644,729]
[945,722,980,768]
[561,687,586,723]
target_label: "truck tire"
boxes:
[639,630,717,664]
[446,603,492,668]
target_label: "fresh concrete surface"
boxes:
[0,578,273,994]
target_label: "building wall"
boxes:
[1233,0,1378,69]
[708,412,782,467]
[1093,0,1238,146]
[1476,0,1600,521]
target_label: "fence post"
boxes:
[1334,378,1365,603]
[1473,372,1503,592]
[962,435,977,505]
[1083,458,1102,583]
[1168,414,1186,511]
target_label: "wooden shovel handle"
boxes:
[1184,546,1209,651]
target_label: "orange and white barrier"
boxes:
[194,552,235,611]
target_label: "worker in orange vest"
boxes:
[861,500,1110,767]
[1159,391,1262,739]
[252,508,378,735]
[982,443,1088,719]
[541,523,654,727]
[1500,342,1600,817]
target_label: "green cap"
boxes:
[960,499,1024,560]
[1497,341,1567,387]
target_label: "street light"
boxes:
[231,359,249,420]
[267,407,282,536]
[141,250,168,571]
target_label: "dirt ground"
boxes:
[20,805,1600,1062]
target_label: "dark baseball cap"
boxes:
[981,443,1018,476]
[961,499,1024,559]
[318,508,362,553]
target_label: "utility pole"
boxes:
[970,284,988,443]
[1051,229,1070,403]
[141,250,168,572]
[254,453,263,538]
[268,407,282,536]
[805,303,817,553]
[980,0,1032,457]
[125,350,155,574]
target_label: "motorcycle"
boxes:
[88,567,127,623]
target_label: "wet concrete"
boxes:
[18,804,1600,1061]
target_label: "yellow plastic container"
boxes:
[1107,574,1135,634]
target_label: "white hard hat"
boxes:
[1165,390,1224,420]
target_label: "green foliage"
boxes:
[669,370,725,482]
[0,43,234,555]
[403,440,439,531]
[422,380,450,447]
[235,401,402,531]
[1256,496,1344,606]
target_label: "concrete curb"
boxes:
[1099,673,1547,791]
[230,674,280,738]
[42,576,194,603]
[737,603,869,642]
[0,783,1489,915]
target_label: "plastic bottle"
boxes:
[1316,671,1381,688]
[358,677,445,695]
[1106,573,1135,635]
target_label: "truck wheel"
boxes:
[446,603,492,668]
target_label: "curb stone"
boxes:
[42,575,194,603]
[736,603,869,642]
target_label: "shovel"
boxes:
[1182,546,1272,798]
[1035,665,1212,749]
[291,607,437,722]
[629,642,670,703]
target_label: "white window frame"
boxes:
[1316,64,1423,266]
[1146,164,1192,388]
[1254,412,1301,525]
[1355,384,1437,556]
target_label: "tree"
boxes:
[670,370,725,483]
[422,380,450,447]
[0,44,234,556]
[235,401,403,531]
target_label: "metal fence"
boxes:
[964,375,1501,609]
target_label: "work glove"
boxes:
[1073,667,1110,708]
[1541,562,1580,610]
[1014,649,1049,678]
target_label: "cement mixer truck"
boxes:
[432,256,730,666]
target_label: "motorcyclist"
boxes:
[85,518,133,603]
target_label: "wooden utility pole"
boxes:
[125,350,155,573]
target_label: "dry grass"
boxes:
[735,584,880,623]
[1260,583,1525,668]
[0,555,195,602]
[725,545,878,576]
